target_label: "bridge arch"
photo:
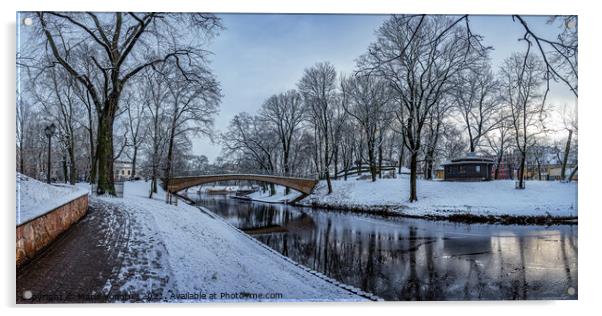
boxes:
[163,174,319,195]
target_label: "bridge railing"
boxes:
[171,169,320,180]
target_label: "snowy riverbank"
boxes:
[16,173,88,225]
[243,186,304,204]
[93,181,369,302]
[301,176,577,223]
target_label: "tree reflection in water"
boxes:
[195,194,578,301]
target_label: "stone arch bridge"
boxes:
[163,174,319,196]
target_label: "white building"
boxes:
[113,160,134,181]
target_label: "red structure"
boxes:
[491,161,513,179]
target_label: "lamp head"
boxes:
[44,123,56,137]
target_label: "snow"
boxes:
[305,175,578,218]
[245,185,303,203]
[95,181,366,302]
[16,173,89,225]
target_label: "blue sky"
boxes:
[192,14,576,162]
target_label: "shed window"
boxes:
[476,165,481,173]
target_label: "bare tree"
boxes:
[486,117,514,179]
[222,113,279,194]
[560,102,578,181]
[512,15,578,100]
[421,97,454,180]
[341,74,393,182]
[163,66,221,202]
[16,91,33,175]
[30,65,82,184]
[142,68,170,197]
[359,15,482,201]
[29,12,222,194]
[298,62,340,194]
[441,122,467,163]
[500,51,546,189]
[452,59,502,152]
[123,89,146,179]
[260,90,305,193]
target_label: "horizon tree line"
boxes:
[220,14,578,200]
[16,13,577,202]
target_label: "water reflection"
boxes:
[194,194,578,301]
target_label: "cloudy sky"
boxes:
[194,14,576,162]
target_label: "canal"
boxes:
[192,193,578,301]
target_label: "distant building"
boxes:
[442,152,494,181]
[547,165,578,181]
[492,161,513,179]
[114,160,133,181]
[434,167,445,180]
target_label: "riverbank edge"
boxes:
[298,201,578,225]
[234,193,577,225]
[194,205,381,301]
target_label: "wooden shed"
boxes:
[442,153,494,181]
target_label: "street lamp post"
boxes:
[44,123,56,184]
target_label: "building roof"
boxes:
[441,152,494,166]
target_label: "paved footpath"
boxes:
[17,186,368,303]
[16,199,166,304]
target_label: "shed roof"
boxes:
[442,160,494,166]
[441,152,494,166]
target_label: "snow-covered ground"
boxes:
[94,181,367,302]
[304,175,578,219]
[245,186,303,203]
[16,173,88,225]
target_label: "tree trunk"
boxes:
[517,155,526,189]
[333,149,339,181]
[62,154,68,183]
[269,183,276,196]
[568,166,578,182]
[20,146,25,175]
[398,144,405,174]
[89,134,96,184]
[165,138,175,203]
[68,139,77,184]
[425,158,433,180]
[368,146,377,182]
[494,153,503,180]
[284,148,291,195]
[131,146,138,179]
[325,170,333,194]
[561,129,573,181]
[378,144,383,179]
[409,151,418,202]
[324,126,333,194]
[95,112,116,195]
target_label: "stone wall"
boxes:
[16,194,88,267]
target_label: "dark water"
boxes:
[193,194,577,301]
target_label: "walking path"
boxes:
[16,200,150,303]
[17,181,368,303]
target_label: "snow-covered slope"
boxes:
[96,181,367,302]
[16,173,88,225]
[305,176,577,219]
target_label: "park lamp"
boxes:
[44,123,56,138]
[44,123,56,183]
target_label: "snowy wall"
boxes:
[16,194,88,267]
